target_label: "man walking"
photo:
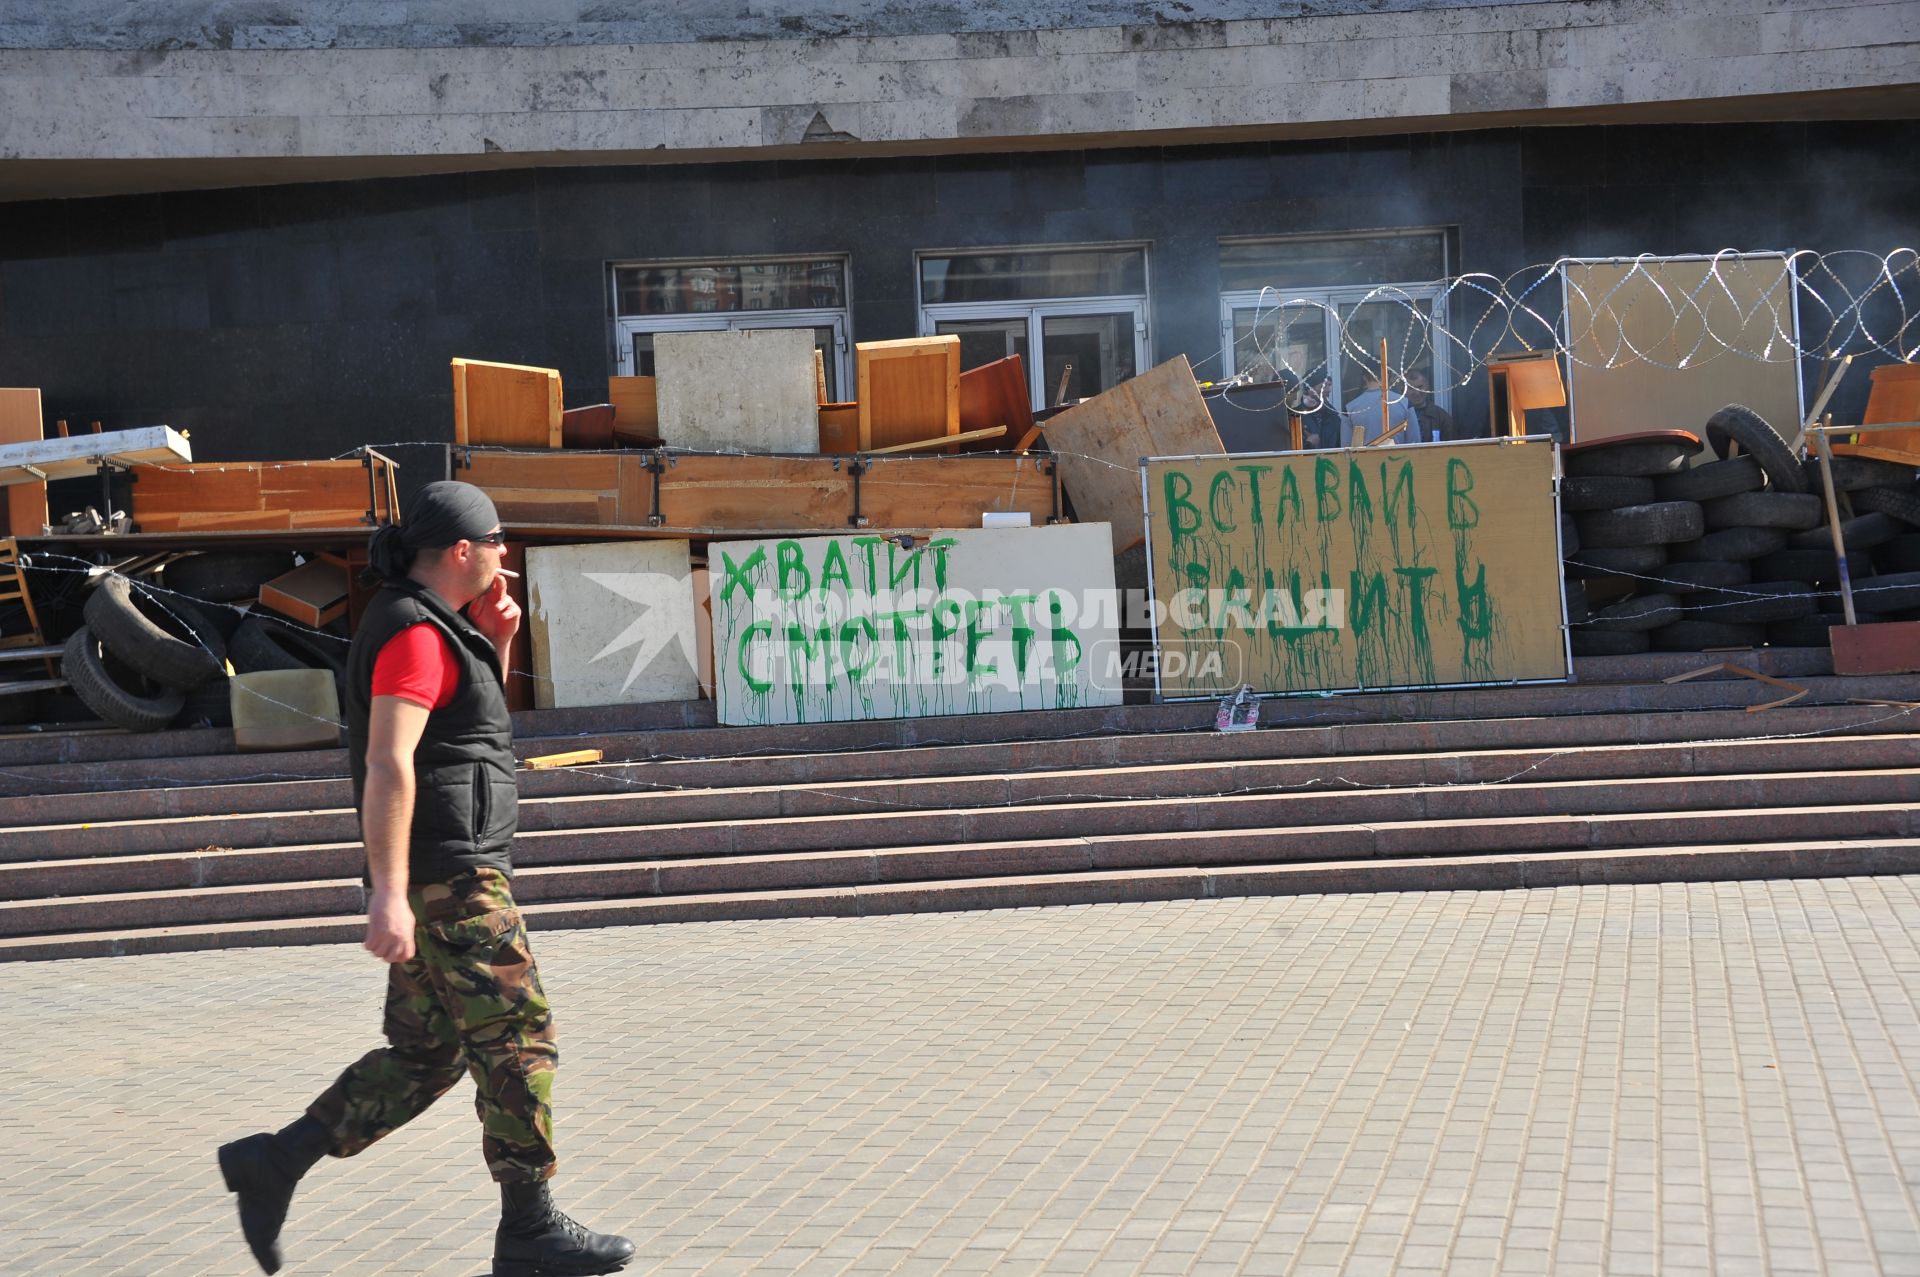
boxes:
[218,481,634,1277]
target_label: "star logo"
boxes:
[581,571,696,695]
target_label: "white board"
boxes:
[710,523,1124,726]
[525,540,701,710]
[654,329,820,453]
[0,425,191,487]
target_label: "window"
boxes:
[1219,230,1454,435]
[610,256,852,399]
[918,245,1151,410]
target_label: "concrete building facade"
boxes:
[0,0,1915,463]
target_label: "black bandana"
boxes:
[366,481,501,583]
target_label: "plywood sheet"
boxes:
[0,390,45,537]
[452,358,563,449]
[525,540,699,710]
[1143,438,1568,697]
[130,460,374,531]
[858,336,961,450]
[0,426,192,487]
[818,403,860,454]
[710,523,1121,726]
[958,355,1034,444]
[654,329,819,453]
[1564,256,1800,444]
[608,376,660,441]
[1044,356,1226,554]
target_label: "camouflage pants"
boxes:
[306,868,558,1182]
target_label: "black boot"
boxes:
[493,1181,635,1277]
[217,1115,332,1275]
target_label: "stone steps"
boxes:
[4,650,1915,962]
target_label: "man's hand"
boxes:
[468,572,522,650]
[365,889,417,964]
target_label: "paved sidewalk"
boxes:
[9,877,1920,1276]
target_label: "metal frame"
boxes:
[1557,251,1808,439]
[1219,285,1452,420]
[920,297,1151,409]
[1139,435,1571,703]
[914,241,1153,410]
[612,308,852,399]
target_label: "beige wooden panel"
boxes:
[1145,438,1568,696]
[1564,256,1801,444]
[0,390,45,537]
[608,375,659,439]
[451,358,563,449]
[710,523,1121,726]
[1044,355,1226,554]
[857,336,960,450]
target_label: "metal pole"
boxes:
[1813,427,1856,627]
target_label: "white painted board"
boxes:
[710,522,1123,727]
[654,328,820,453]
[0,425,191,487]
[525,540,701,710]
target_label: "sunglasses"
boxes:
[471,530,508,546]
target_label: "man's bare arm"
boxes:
[362,695,431,964]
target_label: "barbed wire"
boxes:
[1231,248,1920,397]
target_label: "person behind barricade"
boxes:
[217,480,635,1277]
[1405,371,1454,442]
[1287,375,1343,451]
[1340,368,1420,448]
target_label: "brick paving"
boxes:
[9,877,1920,1276]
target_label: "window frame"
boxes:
[608,254,854,397]
[1217,229,1455,423]
[916,242,1154,410]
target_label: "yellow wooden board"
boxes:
[1563,256,1801,444]
[1044,355,1226,554]
[856,336,960,450]
[452,358,563,449]
[1143,438,1569,697]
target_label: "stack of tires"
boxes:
[63,574,230,732]
[59,551,353,733]
[1562,406,1920,657]
[163,550,351,728]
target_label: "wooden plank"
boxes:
[462,451,619,492]
[484,489,609,526]
[608,376,659,437]
[856,456,1056,528]
[0,390,46,538]
[171,509,296,531]
[451,358,563,449]
[1042,356,1226,553]
[0,425,191,487]
[817,402,860,454]
[130,464,268,515]
[286,509,373,530]
[958,355,1034,445]
[857,336,961,451]
[257,463,372,507]
[868,425,1006,456]
[615,453,652,525]
[655,455,850,529]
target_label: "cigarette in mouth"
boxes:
[495,568,521,578]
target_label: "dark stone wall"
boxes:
[0,119,1913,466]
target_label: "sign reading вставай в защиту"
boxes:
[709,523,1123,726]
[1143,438,1568,697]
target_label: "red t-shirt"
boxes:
[370,622,459,710]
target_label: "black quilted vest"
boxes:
[345,577,517,883]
